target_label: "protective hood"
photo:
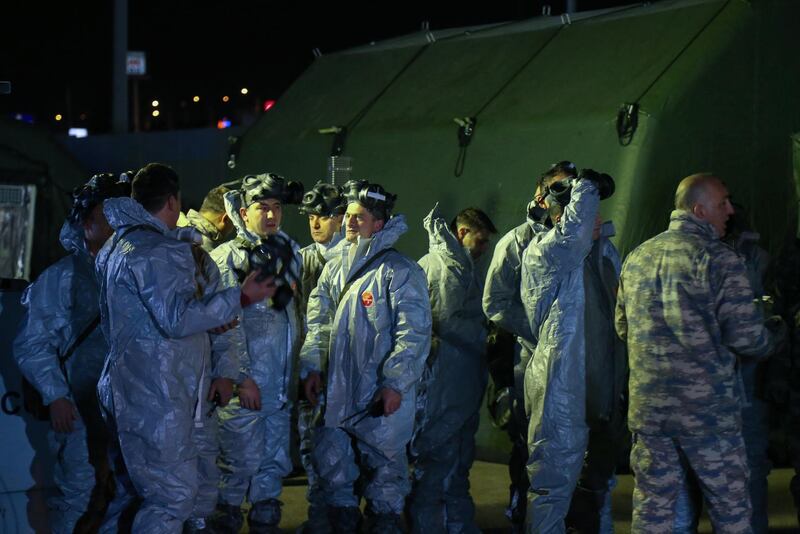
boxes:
[326,213,408,278]
[185,209,221,242]
[355,213,408,260]
[422,203,471,271]
[103,196,169,234]
[97,197,169,275]
[223,189,262,245]
[58,219,90,258]
[318,226,345,261]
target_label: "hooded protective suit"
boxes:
[183,208,226,252]
[209,191,302,526]
[408,205,487,533]
[521,179,621,533]
[297,229,343,532]
[299,214,431,516]
[299,230,343,317]
[95,197,242,532]
[482,212,541,527]
[13,220,109,533]
[179,230,240,529]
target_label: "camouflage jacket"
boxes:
[616,210,775,436]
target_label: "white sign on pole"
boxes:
[126,51,147,76]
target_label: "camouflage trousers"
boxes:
[630,431,752,534]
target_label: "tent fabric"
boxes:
[231,0,800,262]
[792,133,800,238]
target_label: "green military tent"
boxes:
[230,0,800,259]
[0,118,87,281]
[229,0,800,459]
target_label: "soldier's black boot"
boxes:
[209,503,244,534]
[327,506,362,534]
[248,498,282,534]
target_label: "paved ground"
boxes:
[266,463,799,532]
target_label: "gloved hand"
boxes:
[578,169,615,199]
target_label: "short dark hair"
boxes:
[450,207,497,235]
[537,160,578,191]
[200,185,229,214]
[132,163,180,213]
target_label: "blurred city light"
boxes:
[12,112,34,124]
[151,100,159,107]
[55,114,63,121]
[263,99,276,112]
[217,118,231,129]
[241,87,249,95]
[193,95,200,103]
[222,95,230,103]
[152,110,160,117]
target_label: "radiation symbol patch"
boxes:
[361,290,374,308]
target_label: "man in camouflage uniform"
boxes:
[615,173,782,533]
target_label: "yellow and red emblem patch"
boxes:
[361,290,374,308]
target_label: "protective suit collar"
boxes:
[669,210,721,240]
[58,219,91,260]
[224,189,262,245]
[316,226,344,261]
[423,203,471,272]
[222,189,299,263]
[185,209,221,242]
[103,197,169,234]
[336,214,407,280]
[525,210,550,235]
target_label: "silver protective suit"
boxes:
[13,220,109,534]
[521,179,620,533]
[297,230,343,531]
[408,205,487,533]
[95,197,242,533]
[482,212,541,526]
[210,191,302,522]
[299,214,432,515]
[183,208,225,252]
[182,231,239,528]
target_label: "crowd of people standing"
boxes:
[12,161,800,533]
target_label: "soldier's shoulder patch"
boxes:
[361,290,374,308]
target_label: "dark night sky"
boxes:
[1,0,633,132]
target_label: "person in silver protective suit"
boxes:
[13,174,128,533]
[95,163,274,534]
[521,168,625,533]
[209,173,305,533]
[296,180,346,534]
[408,204,496,534]
[180,185,235,252]
[482,161,578,531]
[180,230,241,533]
[300,180,431,533]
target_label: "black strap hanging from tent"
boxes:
[616,103,639,147]
[454,117,477,177]
[451,26,565,177]
[616,0,731,146]
[319,43,432,159]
